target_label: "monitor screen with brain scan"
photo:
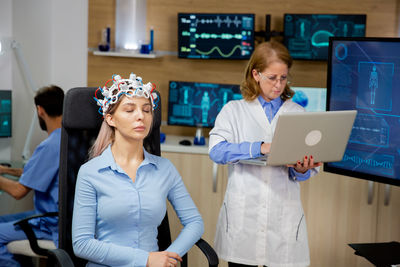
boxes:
[283,14,366,60]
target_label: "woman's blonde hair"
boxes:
[240,41,295,101]
[88,95,153,159]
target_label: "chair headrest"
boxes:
[63,87,161,130]
[62,87,102,130]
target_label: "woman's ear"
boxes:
[252,69,259,82]
[105,113,115,127]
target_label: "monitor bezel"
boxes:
[0,89,12,138]
[177,12,256,60]
[324,36,400,187]
[167,80,241,128]
[283,13,367,61]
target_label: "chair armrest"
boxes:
[13,211,58,226]
[13,212,58,256]
[47,248,75,267]
[195,238,219,267]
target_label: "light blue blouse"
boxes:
[72,146,204,267]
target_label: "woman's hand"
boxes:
[287,155,322,173]
[261,142,271,155]
[0,165,22,177]
[0,165,7,175]
[146,251,182,267]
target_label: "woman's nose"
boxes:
[136,109,144,120]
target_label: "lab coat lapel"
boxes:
[270,100,291,131]
[247,99,270,132]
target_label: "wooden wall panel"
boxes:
[88,0,399,137]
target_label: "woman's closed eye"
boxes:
[142,103,152,113]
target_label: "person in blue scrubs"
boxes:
[72,74,204,267]
[0,85,64,267]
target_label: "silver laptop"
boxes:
[239,110,357,166]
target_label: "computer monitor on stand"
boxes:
[167,81,242,145]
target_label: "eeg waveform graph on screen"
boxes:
[178,13,255,59]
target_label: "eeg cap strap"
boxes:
[94,73,158,115]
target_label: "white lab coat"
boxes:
[209,98,319,267]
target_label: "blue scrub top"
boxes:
[19,128,61,244]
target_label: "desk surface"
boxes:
[161,135,209,155]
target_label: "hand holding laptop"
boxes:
[260,142,271,155]
[286,155,323,174]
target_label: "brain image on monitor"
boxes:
[284,14,366,60]
[291,87,327,112]
[168,81,242,127]
[325,37,400,186]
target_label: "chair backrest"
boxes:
[58,87,170,266]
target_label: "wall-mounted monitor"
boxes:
[168,81,242,128]
[291,87,327,112]
[283,14,366,60]
[178,13,255,59]
[0,90,11,138]
[325,37,400,186]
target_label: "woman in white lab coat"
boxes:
[209,41,322,267]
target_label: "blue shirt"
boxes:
[72,146,204,267]
[19,128,61,244]
[258,95,283,123]
[209,97,310,181]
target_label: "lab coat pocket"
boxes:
[281,203,307,244]
[223,191,245,235]
[223,202,229,233]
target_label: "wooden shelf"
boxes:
[92,49,160,58]
[91,49,178,59]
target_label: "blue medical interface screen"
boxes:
[178,13,255,59]
[168,81,242,127]
[325,38,400,186]
[0,90,11,138]
[283,14,366,60]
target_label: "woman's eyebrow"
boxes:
[122,102,151,108]
[121,102,136,107]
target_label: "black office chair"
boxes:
[59,87,219,267]
[6,212,74,267]
[349,241,400,267]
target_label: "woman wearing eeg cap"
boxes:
[72,73,204,267]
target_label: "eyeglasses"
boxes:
[258,72,289,85]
